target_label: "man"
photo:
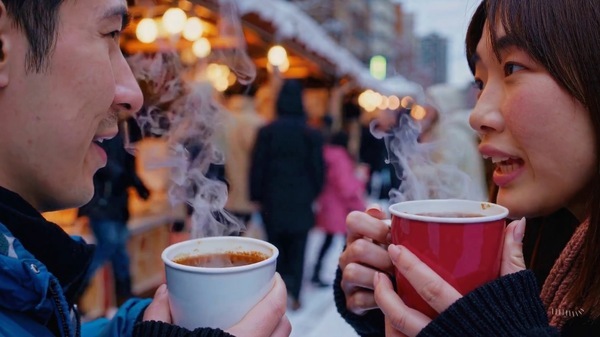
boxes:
[0,1,289,336]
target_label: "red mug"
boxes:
[389,199,508,319]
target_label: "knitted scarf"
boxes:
[540,220,588,328]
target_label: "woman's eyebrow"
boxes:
[470,52,481,68]
[494,35,520,54]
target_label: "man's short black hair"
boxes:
[4,0,65,73]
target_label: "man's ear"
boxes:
[0,1,10,88]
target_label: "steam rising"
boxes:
[374,110,481,203]
[127,1,255,238]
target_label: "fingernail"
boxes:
[366,204,382,212]
[388,244,402,260]
[513,217,526,242]
[156,284,167,295]
[374,272,381,284]
[386,232,392,244]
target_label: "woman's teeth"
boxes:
[491,157,509,164]
[497,161,519,174]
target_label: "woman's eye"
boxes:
[472,78,484,91]
[504,63,525,76]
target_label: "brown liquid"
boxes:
[173,251,268,268]
[415,212,484,218]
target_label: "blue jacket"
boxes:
[0,186,151,337]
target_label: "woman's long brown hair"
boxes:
[466,0,600,319]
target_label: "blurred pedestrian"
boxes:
[223,89,265,229]
[250,79,325,310]
[312,131,366,287]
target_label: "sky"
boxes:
[394,0,481,86]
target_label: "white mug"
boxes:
[161,236,279,330]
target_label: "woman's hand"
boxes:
[338,205,394,315]
[373,217,527,337]
[142,274,291,337]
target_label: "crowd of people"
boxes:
[3,0,598,337]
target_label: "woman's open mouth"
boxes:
[483,156,526,187]
[493,157,525,174]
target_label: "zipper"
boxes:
[49,279,72,337]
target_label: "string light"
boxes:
[183,17,204,41]
[267,45,288,67]
[192,38,211,58]
[162,8,187,35]
[136,18,158,43]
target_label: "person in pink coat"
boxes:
[312,131,366,287]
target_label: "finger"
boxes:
[226,274,287,337]
[344,289,378,315]
[270,315,292,337]
[374,272,430,337]
[389,245,462,313]
[339,238,394,272]
[346,209,390,245]
[142,284,172,323]
[385,317,409,337]
[340,262,379,293]
[501,217,526,276]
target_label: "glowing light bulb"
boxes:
[162,8,187,35]
[411,105,427,120]
[388,96,401,110]
[401,96,415,109]
[378,96,389,110]
[183,17,204,41]
[192,38,211,58]
[268,45,288,67]
[136,18,158,43]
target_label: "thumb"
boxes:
[142,284,172,323]
[501,217,526,276]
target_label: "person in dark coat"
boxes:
[250,79,325,310]
[79,117,150,304]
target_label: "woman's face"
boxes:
[469,22,597,219]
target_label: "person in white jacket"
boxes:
[419,83,489,201]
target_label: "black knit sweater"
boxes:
[133,321,235,337]
[333,208,600,336]
[334,267,559,336]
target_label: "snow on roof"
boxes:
[235,0,423,98]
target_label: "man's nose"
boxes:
[113,54,143,118]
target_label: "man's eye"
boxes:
[106,30,121,40]
[504,63,525,76]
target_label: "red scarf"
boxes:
[540,220,588,328]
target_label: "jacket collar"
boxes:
[0,186,94,304]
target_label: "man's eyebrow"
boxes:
[101,5,131,30]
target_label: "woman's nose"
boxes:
[469,88,504,137]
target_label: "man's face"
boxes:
[0,0,143,211]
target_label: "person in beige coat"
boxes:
[224,93,266,227]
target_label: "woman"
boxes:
[334,0,600,336]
